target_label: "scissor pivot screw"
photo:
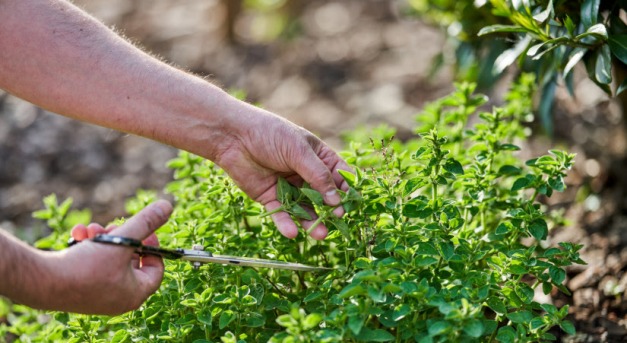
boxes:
[191,244,204,269]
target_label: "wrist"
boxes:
[0,231,61,310]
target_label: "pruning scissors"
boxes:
[68,234,328,272]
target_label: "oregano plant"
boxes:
[0,77,584,342]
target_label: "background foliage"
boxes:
[407,0,627,133]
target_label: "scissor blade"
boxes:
[179,250,329,272]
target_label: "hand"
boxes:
[45,200,172,315]
[215,103,352,240]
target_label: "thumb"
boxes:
[110,200,173,240]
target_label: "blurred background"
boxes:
[1,0,626,339]
[0,0,455,235]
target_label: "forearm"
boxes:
[0,0,242,161]
[0,229,58,309]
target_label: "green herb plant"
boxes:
[1,78,584,342]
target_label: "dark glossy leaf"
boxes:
[609,34,627,64]
[581,0,600,29]
[595,45,613,84]
[617,78,627,96]
[539,79,557,135]
[532,0,553,23]
[494,36,532,74]
[564,48,587,76]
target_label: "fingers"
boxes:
[293,141,353,208]
[265,201,329,240]
[109,200,173,241]
[70,224,88,241]
[70,223,107,241]
[265,201,299,239]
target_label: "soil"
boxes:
[0,1,625,341]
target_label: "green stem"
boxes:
[259,205,285,218]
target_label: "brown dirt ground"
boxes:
[1,1,626,341]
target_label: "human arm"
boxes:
[0,200,172,315]
[0,0,351,239]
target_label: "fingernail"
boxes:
[325,190,340,205]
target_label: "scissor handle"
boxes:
[69,234,186,260]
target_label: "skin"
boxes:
[0,0,351,315]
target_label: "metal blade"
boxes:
[179,250,329,272]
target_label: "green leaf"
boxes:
[576,23,608,41]
[487,297,508,314]
[478,25,530,36]
[354,328,395,342]
[515,283,535,304]
[617,78,627,96]
[499,165,521,176]
[329,217,351,241]
[581,0,600,29]
[415,256,439,267]
[564,48,587,76]
[538,79,557,134]
[443,159,464,174]
[560,320,577,335]
[348,315,365,335]
[219,310,236,329]
[609,35,627,64]
[338,169,356,187]
[303,313,323,330]
[564,15,575,36]
[110,330,130,343]
[529,219,548,240]
[197,310,212,326]
[511,177,530,192]
[493,36,532,74]
[507,310,533,324]
[276,177,293,203]
[595,45,613,85]
[304,291,323,303]
[301,188,324,206]
[289,204,312,220]
[549,266,566,284]
[339,283,366,298]
[427,320,451,336]
[532,0,553,23]
[463,319,484,338]
[530,317,546,330]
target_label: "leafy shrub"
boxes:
[1,79,584,342]
[407,0,627,133]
